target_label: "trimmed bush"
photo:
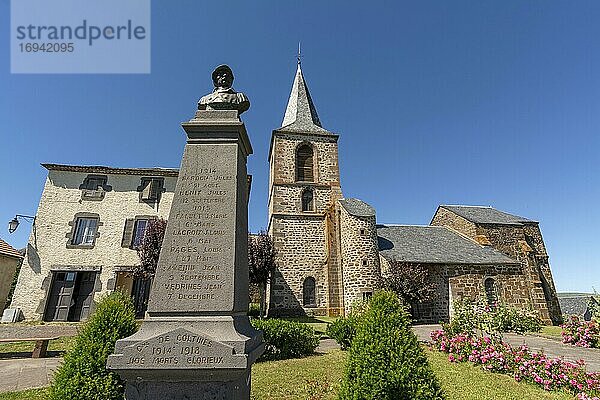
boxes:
[251,318,319,361]
[326,315,359,351]
[339,290,445,400]
[49,291,137,400]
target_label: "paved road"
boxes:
[412,324,600,372]
[0,358,60,393]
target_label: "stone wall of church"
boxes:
[270,132,341,188]
[430,207,478,237]
[522,224,562,323]
[339,206,380,314]
[269,185,333,215]
[414,263,531,324]
[267,130,342,316]
[11,170,175,320]
[268,215,329,316]
[474,223,558,324]
[431,207,560,324]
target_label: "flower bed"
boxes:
[561,316,599,348]
[431,330,600,399]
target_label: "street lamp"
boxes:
[7,214,35,234]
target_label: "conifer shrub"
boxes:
[49,291,137,400]
[339,290,445,400]
[251,318,319,361]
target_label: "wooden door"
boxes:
[132,278,151,319]
[44,272,76,321]
[70,272,97,321]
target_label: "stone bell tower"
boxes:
[267,61,344,316]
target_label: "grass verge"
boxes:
[535,325,563,340]
[0,337,75,356]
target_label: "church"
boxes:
[8,61,561,326]
[267,61,562,325]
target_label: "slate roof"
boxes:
[558,295,597,320]
[339,198,375,217]
[439,205,537,225]
[377,225,517,265]
[0,239,23,259]
[277,63,332,135]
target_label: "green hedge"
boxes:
[339,290,445,400]
[251,318,319,361]
[326,314,358,351]
[49,291,137,400]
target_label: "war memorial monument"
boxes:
[107,65,264,399]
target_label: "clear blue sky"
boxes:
[1,1,598,293]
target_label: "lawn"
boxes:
[0,337,75,357]
[536,325,563,340]
[281,316,337,336]
[0,348,574,400]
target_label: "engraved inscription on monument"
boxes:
[148,141,242,313]
[118,328,246,370]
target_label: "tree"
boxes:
[248,231,277,318]
[381,260,436,319]
[133,218,167,279]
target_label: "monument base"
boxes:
[123,371,250,400]
[108,316,264,400]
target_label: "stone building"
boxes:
[266,62,561,323]
[10,164,177,321]
[0,239,23,310]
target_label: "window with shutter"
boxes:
[296,144,314,182]
[79,175,111,201]
[138,177,164,202]
[121,219,136,248]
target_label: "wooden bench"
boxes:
[0,337,59,358]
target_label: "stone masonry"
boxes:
[339,200,380,312]
[431,205,562,324]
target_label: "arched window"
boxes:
[296,144,314,182]
[303,277,316,307]
[484,278,498,305]
[301,189,314,212]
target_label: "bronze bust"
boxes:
[198,64,250,115]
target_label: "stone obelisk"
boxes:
[108,65,264,400]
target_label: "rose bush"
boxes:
[561,316,599,348]
[431,329,600,399]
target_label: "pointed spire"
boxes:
[279,60,331,134]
